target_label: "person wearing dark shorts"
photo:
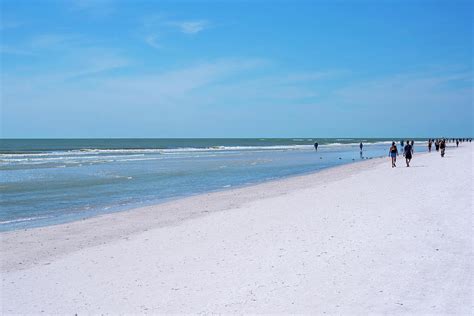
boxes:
[314,142,319,151]
[404,141,413,167]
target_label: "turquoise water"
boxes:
[0,138,427,231]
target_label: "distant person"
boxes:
[456,139,459,147]
[428,139,432,152]
[359,142,363,151]
[400,140,404,148]
[404,141,413,167]
[389,142,398,168]
[314,142,319,151]
[440,139,446,157]
[435,140,440,151]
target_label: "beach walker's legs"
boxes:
[406,157,411,167]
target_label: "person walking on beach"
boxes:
[404,141,413,167]
[456,139,459,147]
[389,142,398,168]
[428,139,432,152]
[400,140,404,148]
[435,140,440,151]
[359,142,363,151]
[440,139,446,157]
[314,142,319,151]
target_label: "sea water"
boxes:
[0,138,427,231]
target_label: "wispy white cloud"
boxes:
[96,58,268,100]
[6,53,470,137]
[1,57,352,137]
[3,58,268,112]
[2,43,131,84]
[144,35,161,49]
[3,57,340,109]
[141,15,210,49]
[167,20,209,34]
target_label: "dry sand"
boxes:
[1,144,473,314]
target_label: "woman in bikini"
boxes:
[389,142,398,167]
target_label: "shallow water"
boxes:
[0,138,427,230]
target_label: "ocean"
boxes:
[0,138,427,231]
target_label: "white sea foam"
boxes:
[0,141,404,164]
[0,215,51,225]
[114,157,164,162]
[1,154,145,162]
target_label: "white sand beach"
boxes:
[1,144,473,314]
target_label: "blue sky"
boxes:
[1,0,472,138]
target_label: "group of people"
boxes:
[389,137,472,168]
[428,138,471,151]
[311,138,471,169]
[389,140,415,168]
[427,139,447,156]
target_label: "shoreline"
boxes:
[0,139,433,232]
[0,151,386,233]
[0,142,402,232]
[2,144,472,313]
[1,153,387,273]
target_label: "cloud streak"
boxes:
[167,20,209,34]
[142,16,210,49]
[144,35,160,49]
